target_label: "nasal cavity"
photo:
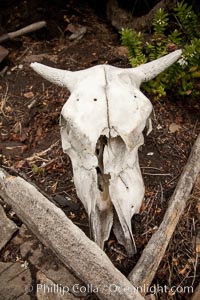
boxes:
[95,135,109,193]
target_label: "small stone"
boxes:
[53,195,69,207]
[157,124,162,130]
[69,26,87,41]
[0,204,18,251]
[0,262,31,299]
[115,46,128,57]
[53,195,80,210]
[147,152,154,156]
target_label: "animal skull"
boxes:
[31,49,182,256]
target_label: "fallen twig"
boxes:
[0,83,9,116]
[142,172,171,176]
[25,140,60,163]
[27,99,37,109]
[0,21,46,43]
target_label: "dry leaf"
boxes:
[196,244,200,253]
[196,202,200,214]
[52,181,58,193]
[69,212,76,219]
[169,122,181,133]
[69,26,87,40]
[116,254,125,262]
[196,235,200,253]
[24,91,34,98]
[36,127,43,137]
[5,106,11,113]
[172,257,179,266]
[14,160,25,169]
[13,122,22,134]
[107,239,115,247]
[66,23,77,33]
[175,116,183,124]
[178,264,190,275]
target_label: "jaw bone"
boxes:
[31,49,182,256]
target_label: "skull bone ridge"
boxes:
[31,49,182,256]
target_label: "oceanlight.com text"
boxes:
[25,283,193,296]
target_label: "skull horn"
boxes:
[132,49,182,82]
[30,62,77,92]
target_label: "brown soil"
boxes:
[0,1,200,299]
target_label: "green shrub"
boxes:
[120,1,200,99]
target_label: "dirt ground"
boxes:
[0,0,200,299]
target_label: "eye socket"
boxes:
[93,98,97,101]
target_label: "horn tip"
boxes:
[30,62,41,70]
[175,49,182,57]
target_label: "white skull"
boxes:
[31,50,182,256]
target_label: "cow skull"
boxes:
[31,49,182,256]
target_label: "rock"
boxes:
[53,195,80,210]
[191,283,200,300]
[53,195,70,207]
[36,271,80,300]
[19,226,86,298]
[114,46,128,57]
[12,224,30,246]
[0,261,31,300]
[66,24,87,41]
[0,204,18,251]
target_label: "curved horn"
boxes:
[30,63,77,92]
[132,49,182,82]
